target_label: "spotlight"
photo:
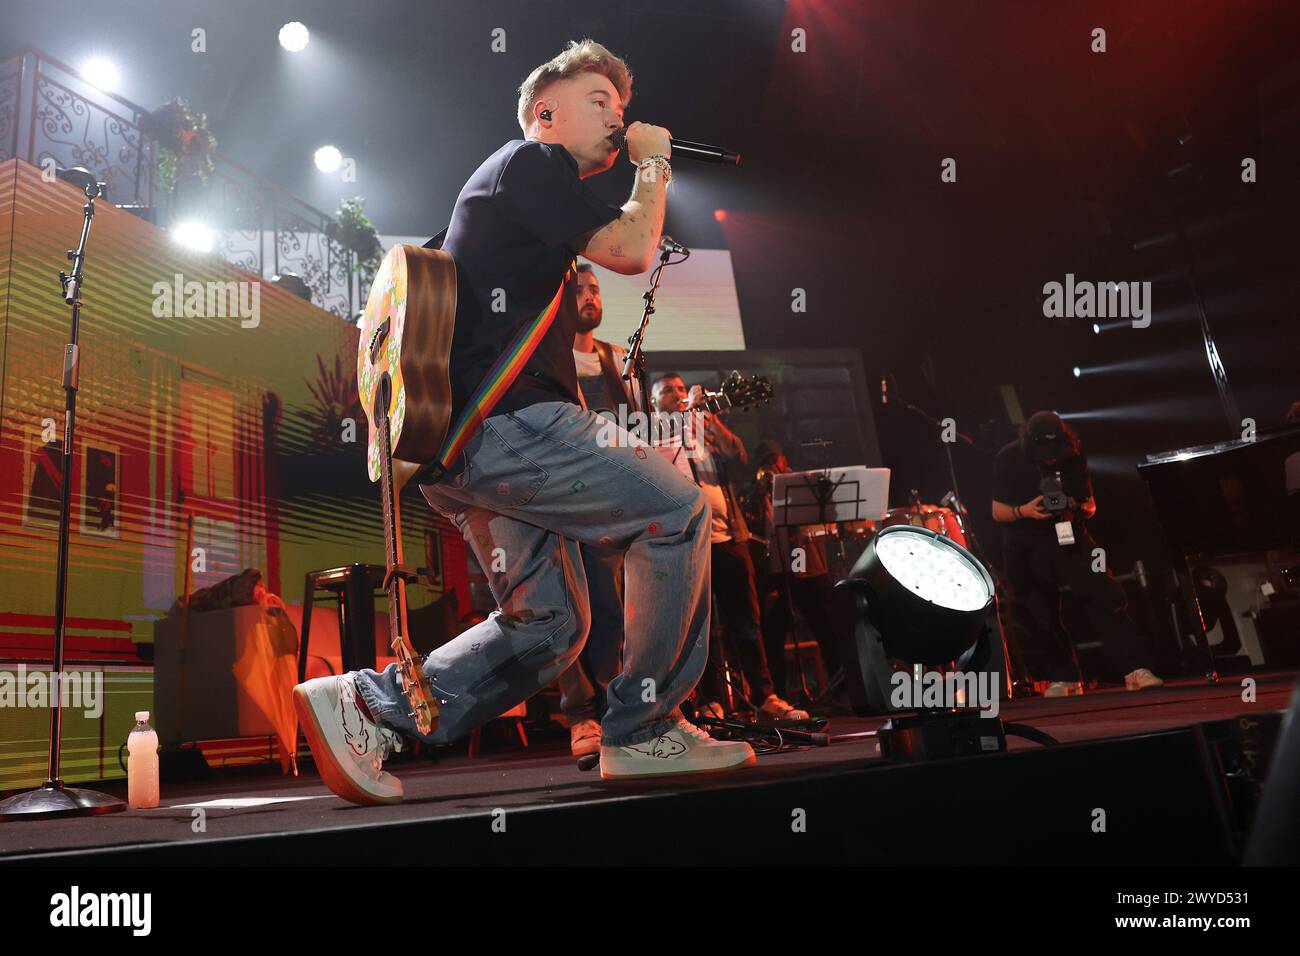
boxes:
[1072,366,1082,378]
[833,525,1009,759]
[1092,323,1101,334]
[81,58,120,92]
[713,208,728,222]
[279,21,310,52]
[314,145,342,173]
[172,221,214,252]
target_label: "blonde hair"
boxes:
[517,39,633,134]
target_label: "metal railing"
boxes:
[0,47,360,318]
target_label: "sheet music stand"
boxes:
[770,467,890,705]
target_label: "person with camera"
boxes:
[992,411,1163,697]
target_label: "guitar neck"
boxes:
[374,388,409,648]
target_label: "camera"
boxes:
[1039,471,1069,513]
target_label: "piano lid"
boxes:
[1137,425,1300,555]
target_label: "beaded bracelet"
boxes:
[637,154,672,185]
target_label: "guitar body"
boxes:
[355,244,456,736]
[358,244,458,484]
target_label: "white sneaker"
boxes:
[1125,668,1165,691]
[758,694,809,722]
[570,718,602,757]
[293,674,404,805]
[1043,681,1078,698]
[600,719,756,779]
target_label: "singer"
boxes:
[294,38,756,805]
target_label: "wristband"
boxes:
[637,155,672,185]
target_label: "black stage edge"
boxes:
[1,675,1294,867]
[2,727,1242,865]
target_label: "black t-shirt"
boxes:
[993,439,1094,541]
[441,140,622,422]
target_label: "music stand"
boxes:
[770,467,890,705]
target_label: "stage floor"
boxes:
[2,671,1295,863]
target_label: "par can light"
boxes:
[834,524,1005,718]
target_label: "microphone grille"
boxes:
[609,128,628,150]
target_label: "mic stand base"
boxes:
[0,779,126,821]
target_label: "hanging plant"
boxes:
[142,98,217,194]
[325,197,384,285]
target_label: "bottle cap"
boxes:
[135,711,150,722]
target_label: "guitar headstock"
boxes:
[704,371,774,414]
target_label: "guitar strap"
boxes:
[421,260,575,485]
[594,339,638,413]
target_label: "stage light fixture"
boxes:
[1073,366,1082,378]
[172,221,214,253]
[279,21,310,52]
[314,145,342,173]
[1092,323,1101,334]
[713,208,727,222]
[833,525,1009,759]
[81,58,119,92]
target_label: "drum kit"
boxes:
[796,493,970,576]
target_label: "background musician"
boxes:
[650,374,808,721]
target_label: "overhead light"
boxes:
[279,21,310,52]
[314,145,342,173]
[81,58,120,92]
[172,221,214,252]
[1073,366,1082,378]
[1092,323,1101,334]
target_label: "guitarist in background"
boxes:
[649,374,809,724]
[295,39,755,805]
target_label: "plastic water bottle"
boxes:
[127,711,159,809]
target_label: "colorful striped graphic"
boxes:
[432,263,573,477]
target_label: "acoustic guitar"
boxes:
[355,244,455,736]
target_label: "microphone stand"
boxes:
[0,171,127,820]
[621,241,688,407]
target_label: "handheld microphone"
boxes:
[659,236,689,255]
[608,128,740,166]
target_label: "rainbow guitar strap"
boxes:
[421,260,574,485]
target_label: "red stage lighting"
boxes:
[713,208,727,222]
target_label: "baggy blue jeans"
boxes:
[556,543,625,722]
[354,401,711,746]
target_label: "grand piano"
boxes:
[1138,425,1300,670]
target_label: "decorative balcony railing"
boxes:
[0,47,361,318]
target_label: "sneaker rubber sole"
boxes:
[293,684,402,806]
[600,749,757,780]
